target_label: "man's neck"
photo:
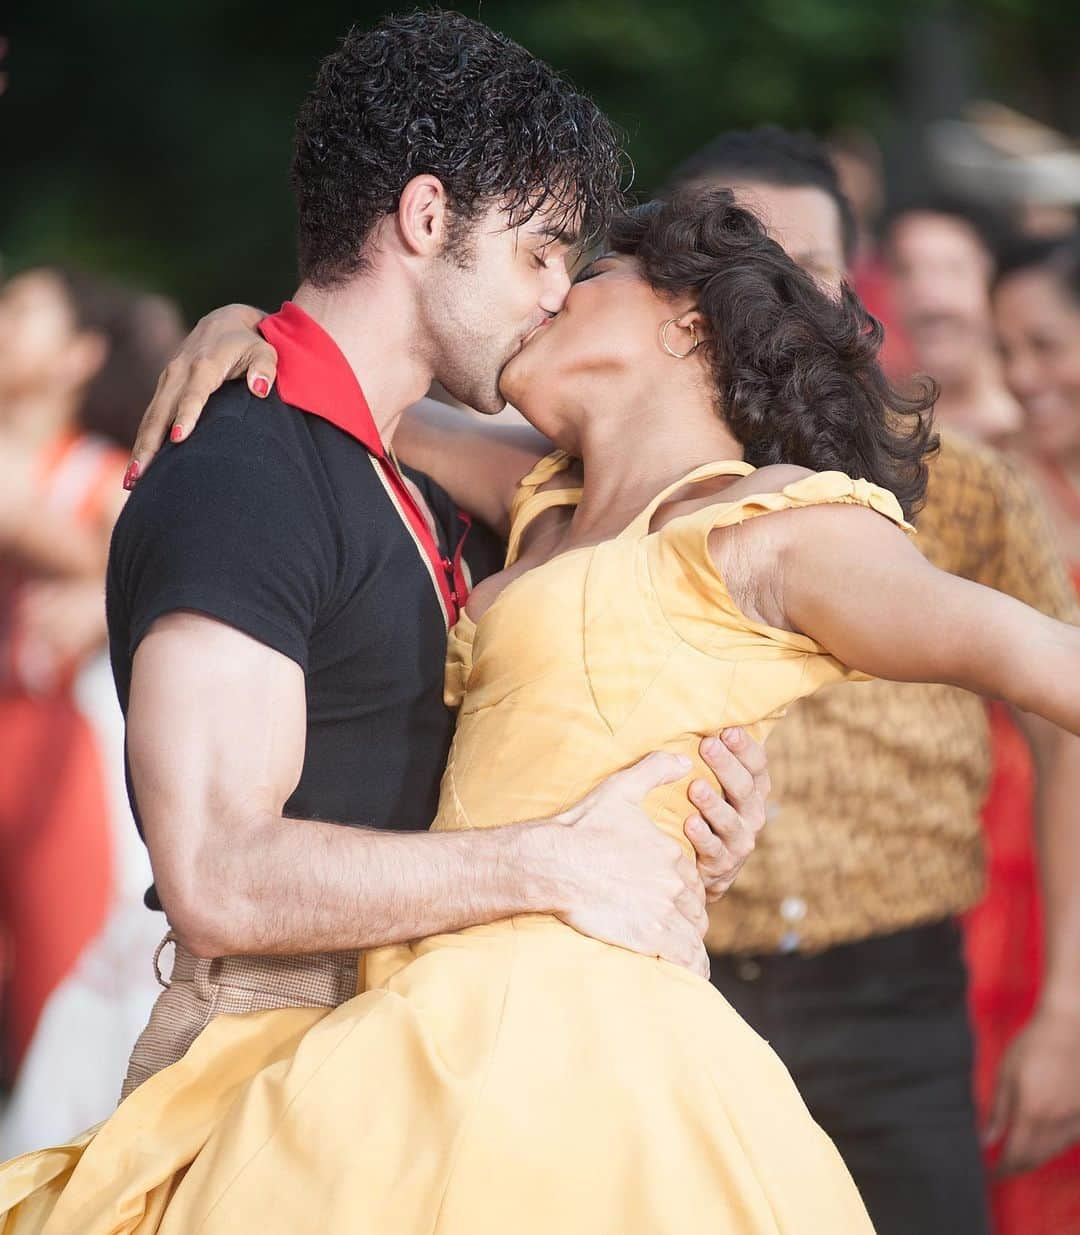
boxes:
[292,277,434,449]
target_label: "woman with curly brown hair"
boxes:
[4,178,1080,1233]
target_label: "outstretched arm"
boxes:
[774,504,1080,734]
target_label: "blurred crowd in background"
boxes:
[2,3,1080,1232]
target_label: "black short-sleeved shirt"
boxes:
[106,301,505,909]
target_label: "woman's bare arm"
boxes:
[395,399,552,536]
[769,503,1080,734]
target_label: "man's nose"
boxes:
[540,263,572,314]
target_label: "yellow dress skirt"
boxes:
[0,459,910,1233]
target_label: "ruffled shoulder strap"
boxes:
[506,450,583,567]
[652,468,914,654]
[687,469,914,535]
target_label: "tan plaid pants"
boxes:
[119,933,361,1101]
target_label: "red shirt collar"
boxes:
[258,301,386,458]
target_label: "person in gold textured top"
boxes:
[7,185,1080,1234]
[667,128,1080,1235]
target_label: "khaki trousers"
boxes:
[119,933,360,1101]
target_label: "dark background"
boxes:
[3,0,1077,318]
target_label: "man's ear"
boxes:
[397,174,450,258]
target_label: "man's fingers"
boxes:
[611,751,693,802]
[688,783,755,857]
[654,925,709,978]
[674,888,709,938]
[721,727,769,790]
[685,813,725,861]
[674,857,708,914]
[698,733,758,813]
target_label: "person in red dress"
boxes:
[980,232,1080,1235]
[0,267,134,1082]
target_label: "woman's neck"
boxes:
[568,390,744,540]
[0,390,81,452]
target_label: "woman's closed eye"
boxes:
[572,261,606,285]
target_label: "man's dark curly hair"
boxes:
[609,189,938,518]
[292,9,627,286]
[664,127,858,265]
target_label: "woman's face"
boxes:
[994,268,1080,459]
[0,270,86,401]
[499,251,694,438]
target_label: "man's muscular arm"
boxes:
[132,611,747,975]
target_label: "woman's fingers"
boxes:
[124,305,273,488]
[241,338,278,399]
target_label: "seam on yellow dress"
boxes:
[651,961,787,1235]
[446,766,471,830]
[428,927,519,1234]
[192,992,395,1231]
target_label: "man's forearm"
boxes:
[1021,713,1080,1017]
[173,810,565,957]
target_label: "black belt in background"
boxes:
[709,917,964,988]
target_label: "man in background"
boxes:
[885,199,1022,445]
[667,127,1080,1235]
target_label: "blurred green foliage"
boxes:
[3,0,1076,319]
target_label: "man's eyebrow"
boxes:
[534,222,581,248]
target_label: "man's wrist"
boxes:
[503,817,576,917]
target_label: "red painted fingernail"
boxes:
[122,461,140,490]
[170,425,185,443]
[252,376,269,397]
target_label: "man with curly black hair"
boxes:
[107,11,766,1098]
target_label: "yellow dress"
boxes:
[0,456,912,1235]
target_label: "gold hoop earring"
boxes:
[660,317,700,359]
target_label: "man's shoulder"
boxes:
[189,378,306,450]
[111,383,340,565]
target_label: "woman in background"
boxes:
[0,267,184,1146]
[974,232,1080,1235]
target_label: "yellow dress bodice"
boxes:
[436,452,912,853]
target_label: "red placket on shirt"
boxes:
[258,301,470,627]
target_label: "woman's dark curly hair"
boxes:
[292,9,627,286]
[609,189,938,518]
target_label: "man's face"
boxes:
[723,181,847,290]
[886,212,995,385]
[421,201,579,415]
